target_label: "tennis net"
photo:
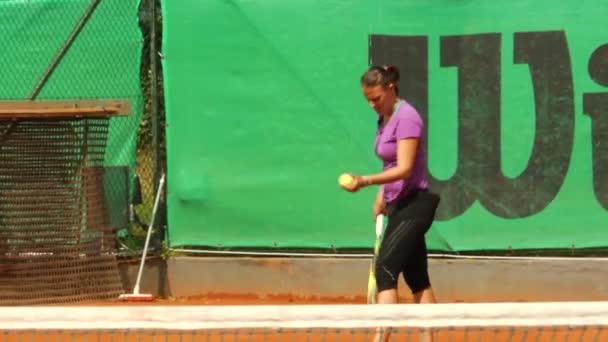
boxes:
[1,301,607,341]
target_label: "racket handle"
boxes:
[375,214,384,236]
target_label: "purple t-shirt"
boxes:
[374,100,428,204]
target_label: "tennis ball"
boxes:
[339,174,354,187]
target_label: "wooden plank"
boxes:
[0,100,130,118]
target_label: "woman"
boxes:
[340,65,440,341]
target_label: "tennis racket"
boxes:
[367,214,384,304]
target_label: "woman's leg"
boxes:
[374,191,440,342]
[373,218,429,342]
[413,287,436,304]
[404,238,436,342]
[373,216,416,342]
[377,288,398,303]
[375,217,420,295]
[403,238,433,301]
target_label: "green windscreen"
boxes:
[162,0,608,252]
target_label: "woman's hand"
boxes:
[372,197,387,220]
[339,173,367,192]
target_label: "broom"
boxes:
[119,172,166,302]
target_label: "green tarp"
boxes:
[162,0,608,252]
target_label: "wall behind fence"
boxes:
[162,0,608,252]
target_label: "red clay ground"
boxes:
[76,292,421,306]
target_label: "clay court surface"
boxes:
[88,293,380,305]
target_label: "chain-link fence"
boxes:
[127,0,166,256]
[0,0,165,303]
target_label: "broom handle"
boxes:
[133,172,166,294]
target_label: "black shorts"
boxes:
[375,189,440,294]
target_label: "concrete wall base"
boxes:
[119,256,608,303]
